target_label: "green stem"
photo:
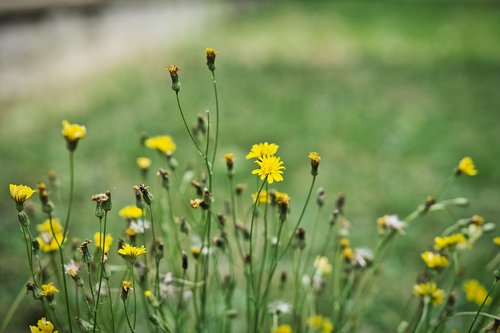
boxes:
[248,179,267,300]
[279,175,317,260]
[454,311,500,321]
[148,203,161,297]
[123,299,135,333]
[93,212,108,333]
[106,279,116,333]
[467,278,498,333]
[175,92,205,159]
[415,299,431,333]
[62,151,74,245]
[49,213,73,333]
[132,265,137,330]
[0,277,31,333]
[210,70,220,167]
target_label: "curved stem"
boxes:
[175,92,205,159]
[210,71,220,167]
[454,311,500,321]
[62,151,74,244]
[0,277,31,333]
[467,278,498,333]
[123,299,135,333]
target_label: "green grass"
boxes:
[1,1,500,331]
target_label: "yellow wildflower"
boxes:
[272,325,292,333]
[191,246,202,259]
[41,282,59,297]
[246,142,279,159]
[457,157,477,176]
[206,48,217,71]
[145,135,176,154]
[434,233,467,251]
[494,237,500,247]
[252,155,285,184]
[136,157,152,170]
[9,184,36,204]
[118,243,147,261]
[29,317,58,333]
[144,289,153,297]
[421,251,449,269]
[166,65,180,76]
[309,152,321,176]
[463,279,492,306]
[94,232,113,253]
[342,247,354,262]
[413,282,445,306]
[252,191,270,205]
[61,120,86,143]
[119,205,143,219]
[340,237,350,248]
[122,280,133,292]
[470,215,484,226]
[307,315,334,333]
[314,256,332,277]
[37,218,63,234]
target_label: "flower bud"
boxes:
[206,48,217,72]
[138,184,154,205]
[316,187,326,207]
[166,65,181,92]
[80,240,93,265]
[308,152,321,176]
[182,252,188,271]
[18,210,30,227]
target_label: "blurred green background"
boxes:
[1,1,499,331]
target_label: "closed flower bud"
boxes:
[336,193,345,214]
[133,185,144,209]
[157,168,170,189]
[166,151,178,170]
[102,191,112,211]
[32,239,40,255]
[138,184,154,205]
[182,252,188,271]
[235,184,246,196]
[224,153,234,174]
[206,48,217,72]
[80,240,93,264]
[316,187,326,207]
[308,152,321,176]
[18,210,30,226]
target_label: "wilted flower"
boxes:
[377,215,406,233]
[206,47,217,71]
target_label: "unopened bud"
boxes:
[182,252,188,271]
[18,210,30,226]
[206,48,217,72]
[316,187,326,207]
[166,65,181,92]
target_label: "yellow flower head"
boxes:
[470,215,484,226]
[94,232,113,253]
[37,218,63,234]
[191,246,202,259]
[9,184,36,205]
[30,317,58,333]
[246,142,279,160]
[144,289,153,297]
[309,152,321,175]
[494,237,500,247]
[457,157,477,176]
[206,48,217,58]
[166,65,180,76]
[37,232,65,252]
[206,48,217,71]
[274,191,291,206]
[118,243,147,261]
[252,155,285,184]
[307,315,334,333]
[119,205,143,219]
[41,282,59,297]
[272,324,292,333]
[413,282,445,306]
[433,233,467,251]
[145,135,176,154]
[463,279,492,306]
[252,190,270,205]
[340,237,350,248]
[342,247,354,262]
[122,280,133,292]
[421,251,449,269]
[314,256,332,277]
[136,157,152,170]
[61,120,86,142]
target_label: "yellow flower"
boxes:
[166,65,180,76]
[314,256,332,276]
[463,279,492,306]
[252,155,285,184]
[37,232,65,252]
[272,325,292,333]
[246,142,279,159]
[457,157,477,176]
[122,280,133,292]
[9,184,36,204]
[434,233,467,251]
[94,232,113,253]
[61,120,86,142]
[191,246,202,259]
[494,237,500,247]
[119,205,143,219]
[340,237,350,248]
[118,243,147,261]
[307,315,334,333]
[413,282,445,306]
[30,317,58,333]
[274,191,291,206]
[145,135,177,154]
[309,152,321,175]
[252,191,270,205]
[37,218,63,234]
[136,157,152,170]
[421,251,449,269]
[144,289,153,297]
[470,215,484,226]
[41,282,59,297]
[342,247,354,262]
[206,47,217,58]
[206,48,217,71]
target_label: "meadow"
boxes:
[1,1,499,332]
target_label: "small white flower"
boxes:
[129,219,151,234]
[268,300,292,315]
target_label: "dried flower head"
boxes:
[166,65,181,92]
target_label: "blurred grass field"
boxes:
[1,1,500,331]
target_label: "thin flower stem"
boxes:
[210,70,220,168]
[467,277,498,333]
[228,176,245,260]
[87,264,95,305]
[199,209,213,329]
[62,151,74,244]
[106,279,116,333]
[148,203,161,297]
[132,265,137,330]
[248,179,267,296]
[454,311,500,321]
[93,212,108,333]
[49,213,73,333]
[279,175,317,260]
[414,299,431,333]
[175,92,205,159]
[257,182,270,299]
[123,299,135,333]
